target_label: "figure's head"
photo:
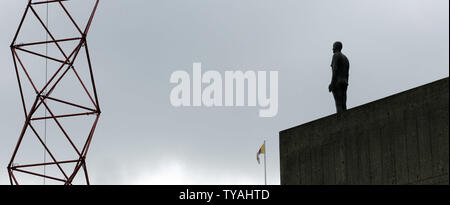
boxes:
[333,41,343,53]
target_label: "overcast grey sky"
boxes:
[0,0,448,184]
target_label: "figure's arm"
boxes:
[329,69,336,92]
[329,55,337,92]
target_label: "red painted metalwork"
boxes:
[8,0,101,185]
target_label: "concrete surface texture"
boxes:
[279,77,449,185]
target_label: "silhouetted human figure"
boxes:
[328,41,349,113]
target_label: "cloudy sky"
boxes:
[0,0,448,185]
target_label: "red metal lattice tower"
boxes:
[7,0,101,185]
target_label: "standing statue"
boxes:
[328,41,349,113]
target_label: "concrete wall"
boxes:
[279,78,449,185]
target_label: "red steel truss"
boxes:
[8,0,101,185]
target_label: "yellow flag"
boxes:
[257,143,265,164]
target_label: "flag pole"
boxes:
[264,140,267,185]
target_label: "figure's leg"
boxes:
[335,84,349,113]
[337,90,344,113]
[332,91,337,112]
[332,90,343,113]
[343,85,348,111]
